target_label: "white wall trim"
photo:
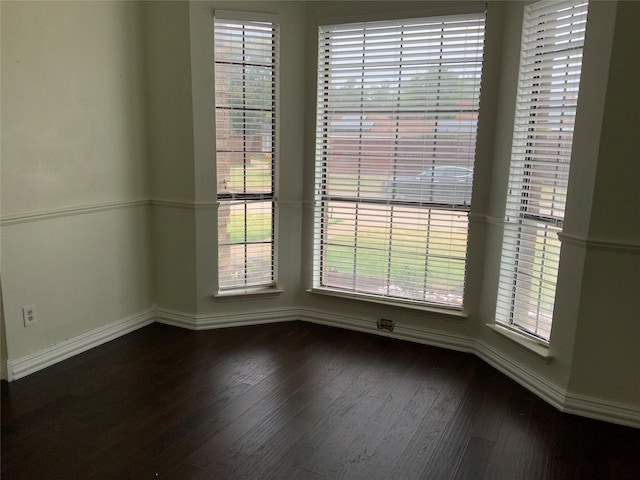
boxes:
[151,199,218,210]
[150,200,305,211]
[558,232,640,253]
[475,340,566,411]
[468,212,504,226]
[298,308,378,334]
[466,216,640,254]
[6,309,155,381]
[5,306,638,427]
[277,201,304,208]
[297,308,476,353]
[156,306,475,352]
[154,308,198,329]
[564,392,640,429]
[151,199,197,210]
[154,307,299,330]
[0,200,151,226]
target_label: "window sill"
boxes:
[214,286,284,300]
[485,323,553,362]
[307,287,467,320]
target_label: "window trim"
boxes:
[485,323,553,361]
[214,286,284,300]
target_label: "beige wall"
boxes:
[567,0,640,406]
[2,1,149,213]
[142,1,198,314]
[1,1,152,358]
[2,0,638,421]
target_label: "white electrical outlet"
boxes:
[22,304,37,327]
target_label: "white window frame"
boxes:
[496,0,589,342]
[312,13,486,310]
[214,11,280,294]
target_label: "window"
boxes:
[496,1,588,341]
[313,13,485,308]
[214,13,278,291]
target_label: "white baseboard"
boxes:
[297,308,476,353]
[476,340,640,428]
[153,308,198,329]
[564,393,640,428]
[297,309,375,334]
[6,309,155,381]
[5,305,639,428]
[475,340,566,411]
[153,307,640,427]
[155,307,299,330]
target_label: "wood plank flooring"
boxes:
[2,321,639,479]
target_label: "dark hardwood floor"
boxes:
[2,321,639,479]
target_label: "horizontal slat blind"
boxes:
[314,13,485,307]
[496,1,588,341]
[215,17,278,290]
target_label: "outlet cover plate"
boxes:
[22,305,37,327]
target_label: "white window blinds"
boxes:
[496,1,588,341]
[313,13,485,308]
[215,15,278,290]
